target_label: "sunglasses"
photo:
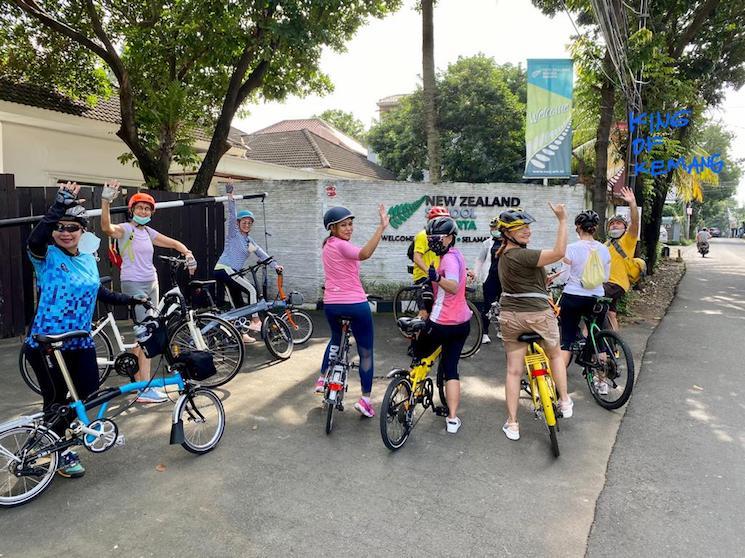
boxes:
[54,223,84,233]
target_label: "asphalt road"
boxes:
[587,239,745,556]
[1,285,657,557]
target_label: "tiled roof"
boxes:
[253,118,365,153]
[243,129,395,180]
[0,80,247,145]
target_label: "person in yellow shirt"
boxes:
[603,187,639,331]
[412,206,450,317]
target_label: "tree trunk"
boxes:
[593,50,615,238]
[642,176,669,274]
[421,0,441,184]
[190,112,233,195]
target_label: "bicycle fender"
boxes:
[0,414,43,433]
[169,394,187,445]
[385,368,409,379]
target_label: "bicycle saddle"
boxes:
[189,280,216,287]
[33,331,89,344]
[397,317,426,335]
[518,332,543,343]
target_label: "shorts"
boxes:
[498,308,560,352]
[603,282,626,312]
[121,280,159,323]
[411,320,470,381]
[558,293,606,350]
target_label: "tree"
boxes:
[368,55,525,183]
[1,1,401,193]
[314,109,367,143]
[420,0,441,183]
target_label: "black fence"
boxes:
[0,174,225,338]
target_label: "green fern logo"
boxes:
[387,196,427,229]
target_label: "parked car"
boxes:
[709,226,721,237]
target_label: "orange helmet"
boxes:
[128,193,156,211]
[426,206,450,220]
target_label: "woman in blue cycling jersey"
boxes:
[23,182,143,478]
[214,185,283,342]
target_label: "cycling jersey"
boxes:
[430,249,472,325]
[322,236,367,304]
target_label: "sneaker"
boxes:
[594,378,609,395]
[502,421,520,441]
[496,331,503,340]
[135,388,168,403]
[313,376,325,394]
[57,450,85,478]
[558,397,574,418]
[242,333,257,344]
[482,334,491,344]
[446,416,462,434]
[247,321,262,332]
[354,398,375,418]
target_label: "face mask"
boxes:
[608,229,624,239]
[78,231,101,254]
[491,231,501,239]
[428,236,450,256]
[133,215,151,226]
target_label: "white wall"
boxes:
[232,180,587,303]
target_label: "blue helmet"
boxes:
[323,207,354,230]
[237,210,254,222]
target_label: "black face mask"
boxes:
[428,235,451,256]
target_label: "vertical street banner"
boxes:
[524,59,573,178]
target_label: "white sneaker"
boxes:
[242,333,257,344]
[482,334,491,344]
[559,398,574,419]
[594,378,609,395]
[502,421,520,441]
[446,417,461,434]
[247,321,262,332]
[496,331,503,340]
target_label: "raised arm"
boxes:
[100,180,125,239]
[621,187,640,239]
[536,203,568,268]
[28,182,82,259]
[359,204,390,261]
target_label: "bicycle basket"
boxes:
[136,316,168,358]
[287,291,304,306]
[173,350,217,381]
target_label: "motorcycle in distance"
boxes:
[698,241,709,257]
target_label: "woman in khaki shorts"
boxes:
[496,205,573,441]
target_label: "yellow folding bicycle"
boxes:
[379,318,449,451]
[518,332,561,457]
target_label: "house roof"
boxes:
[243,129,395,180]
[0,80,247,145]
[252,118,366,154]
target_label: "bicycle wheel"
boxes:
[393,286,419,333]
[436,364,448,411]
[169,315,245,388]
[177,388,225,454]
[19,328,115,395]
[0,425,59,507]
[325,400,335,435]
[380,377,413,450]
[460,300,483,358]
[536,375,560,458]
[585,330,635,410]
[281,309,313,344]
[262,313,294,360]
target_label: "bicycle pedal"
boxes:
[434,405,448,417]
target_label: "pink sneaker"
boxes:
[354,398,375,418]
[314,376,325,394]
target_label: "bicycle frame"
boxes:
[524,342,557,427]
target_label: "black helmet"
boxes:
[61,205,89,228]
[426,216,458,237]
[323,206,354,230]
[575,210,600,229]
[497,209,535,231]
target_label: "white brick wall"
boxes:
[230,180,588,303]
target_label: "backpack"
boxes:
[608,238,647,286]
[407,239,415,262]
[107,230,135,269]
[580,245,606,289]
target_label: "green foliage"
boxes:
[387,196,427,229]
[315,109,367,143]
[368,55,526,183]
[1,1,402,190]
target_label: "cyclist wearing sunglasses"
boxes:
[23,182,144,478]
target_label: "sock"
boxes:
[361,396,370,404]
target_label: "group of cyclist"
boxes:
[23,180,642,478]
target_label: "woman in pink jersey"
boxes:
[413,216,471,434]
[314,205,389,418]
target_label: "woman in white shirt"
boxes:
[473,217,502,344]
[558,210,611,365]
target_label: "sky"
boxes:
[234,0,745,204]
